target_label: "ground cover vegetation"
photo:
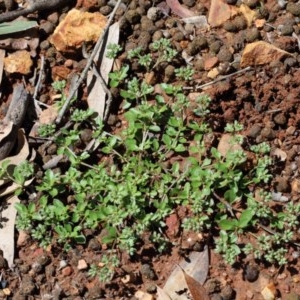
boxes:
[5,38,299,285]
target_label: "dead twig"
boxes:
[0,0,72,22]
[55,0,124,124]
[183,66,252,91]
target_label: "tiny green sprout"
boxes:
[138,54,152,69]
[127,47,143,59]
[193,94,211,117]
[225,121,244,133]
[13,161,34,187]
[38,124,56,138]
[152,38,172,51]
[175,66,195,81]
[106,43,122,59]
[52,80,66,92]
[109,65,129,88]
[71,108,95,123]
[250,142,270,154]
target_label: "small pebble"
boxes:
[205,278,221,294]
[20,277,35,296]
[77,259,88,271]
[147,7,160,21]
[31,261,43,274]
[220,285,235,300]
[248,124,262,138]
[0,256,7,269]
[140,264,156,280]
[59,260,68,269]
[61,266,73,276]
[210,294,223,300]
[244,264,259,282]
[273,113,287,125]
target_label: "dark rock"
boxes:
[217,47,233,63]
[243,0,259,8]
[80,129,93,144]
[140,264,156,280]
[138,31,152,50]
[211,294,223,300]
[99,5,112,15]
[125,9,141,24]
[248,124,262,138]
[274,113,287,125]
[233,15,247,30]
[280,24,294,36]
[39,21,55,36]
[164,65,175,82]
[152,30,163,41]
[275,176,290,193]
[140,16,157,34]
[20,276,36,296]
[204,278,221,294]
[260,127,275,140]
[287,3,300,16]
[221,285,235,300]
[223,20,238,32]
[88,238,101,251]
[245,28,261,42]
[31,261,43,274]
[186,36,208,56]
[244,264,259,282]
[145,282,157,293]
[0,255,7,269]
[209,40,223,54]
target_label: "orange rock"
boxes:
[4,50,32,74]
[204,56,219,70]
[238,4,257,27]
[50,9,107,53]
[208,0,239,27]
[240,41,293,67]
[61,266,73,276]
[51,65,72,81]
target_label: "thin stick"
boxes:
[55,0,124,124]
[183,66,252,90]
[0,0,71,22]
[33,55,45,101]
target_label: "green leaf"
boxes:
[162,134,172,147]
[149,125,160,132]
[102,226,117,244]
[211,147,221,159]
[174,144,185,152]
[224,189,238,204]
[219,219,238,231]
[14,203,27,214]
[74,235,86,244]
[120,89,136,100]
[0,20,38,35]
[238,209,255,228]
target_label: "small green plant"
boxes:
[175,66,194,81]
[106,43,122,59]
[14,34,296,276]
[38,124,56,138]
[109,65,129,88]
[52,80,66,92]
[88,253,120,282]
